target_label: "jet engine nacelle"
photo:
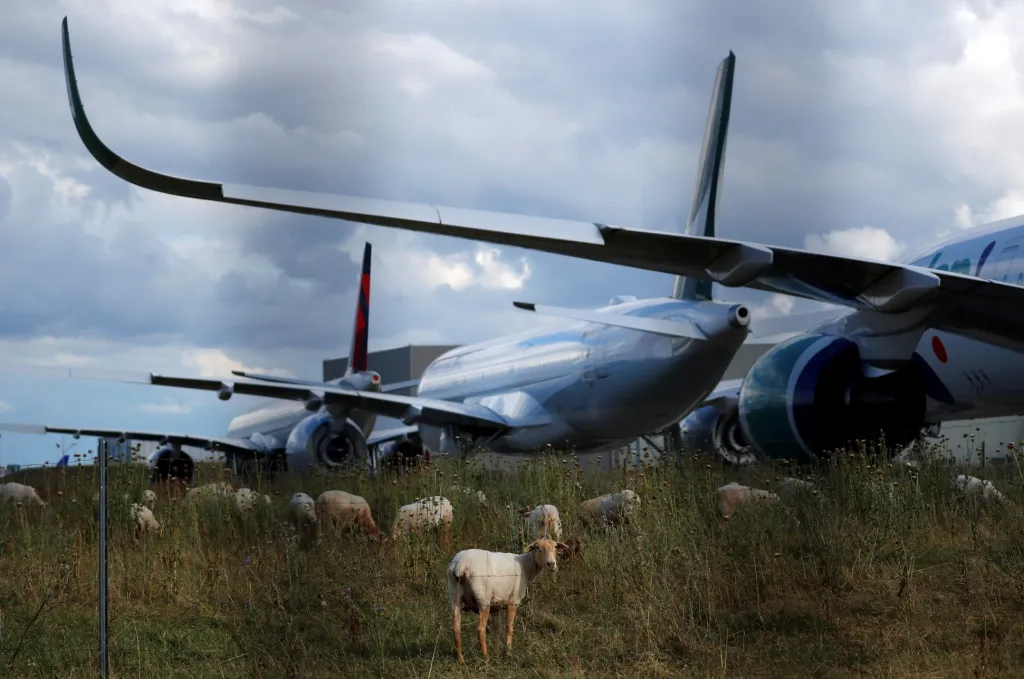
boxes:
[285,412,369,472]
[736,333,927,463]
[679,405,757,465]
[147,444,196,483]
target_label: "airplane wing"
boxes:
[0,422,258,454]
[512,301,709,339]
[60,17,1024,354]
[699,378,743,415]
[103,373,509,433]
[367,425,420,447]
[230,370,419,394]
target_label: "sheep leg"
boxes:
[452,605,464,664]
[477,607,490,661]
[505,604,517,652]
[440,523,452,547]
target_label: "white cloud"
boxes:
[803,226,906,262]
[139,401,192,414]
[0,400,13,413]
[751,293,795,320]
[181,348,294,379]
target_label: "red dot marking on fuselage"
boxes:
[932,335,948,363]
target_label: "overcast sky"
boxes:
[0,0,1021,465]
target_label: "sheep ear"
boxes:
[555,542,570,551]
[527,541,539,551]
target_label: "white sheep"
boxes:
[449,484,488,507]
[579,490,640,525]
[522,504,562,541]
[777,477,815,495]
[288,492,319,544]
[130,503,162,538]
[0,482,46,507]
[234,487,271,513]
[316,490,381,539]
[392,495,454,543]
[716,482,779,520]
[448,537,568,664]
[183,482,234,506]
[953,474,1009,506]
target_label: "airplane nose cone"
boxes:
[728,304,750,329]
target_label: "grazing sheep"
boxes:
[578,490,640,526]
[778,477,815,495]
[183,482,234,506]
[0,482,46,507]
[130,503,162,538]
[234,487,271,513]
[953,474,1008,506]
[522,504,562,541]
[392,496,454,543]
[316,490,381,539]
[716,482,779,520]
[448,538,568,664]
[449,485,488,507]
[288,492,319,544]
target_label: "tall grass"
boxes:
[2,448,1024,677]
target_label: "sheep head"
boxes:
[527,538,569,573]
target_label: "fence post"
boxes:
[97,438,109,678]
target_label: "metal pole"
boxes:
[97,438,108,677]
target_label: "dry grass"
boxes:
[2,448,1024,678]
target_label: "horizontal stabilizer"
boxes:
[380,378,420,394]
[0,422,258,455]
[513,301,707,339]
[231,371,321,386]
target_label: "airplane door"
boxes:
[990,238,1024,283]
[581,329,608,384]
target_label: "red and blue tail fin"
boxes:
[345,242,372,376]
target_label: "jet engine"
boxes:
[148,444,196,483]
[679,405,757,466]
[284,411,369,471]
[736,333,927,463]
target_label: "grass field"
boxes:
[2,446,1024,678]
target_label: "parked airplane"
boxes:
[62,19,1024,465]
[0,242,406,480]
[55,28,764,458]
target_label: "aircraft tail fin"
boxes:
[56,454,69,467]
[345,242,372,376]
[672,51,736,301]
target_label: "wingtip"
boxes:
[512,301,536,311]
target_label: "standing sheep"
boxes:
[579,490,640,526]
[392,496,454,543]
[522,504,562,541]
[316,490,381,539]
[448,538,568,664]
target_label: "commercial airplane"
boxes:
[60,18,1024,465]
[52,24,766,459]
[0,242,410,480]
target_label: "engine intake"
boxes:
[285,412,369,471]
[737,333,927,463]
[679,405,757,465]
